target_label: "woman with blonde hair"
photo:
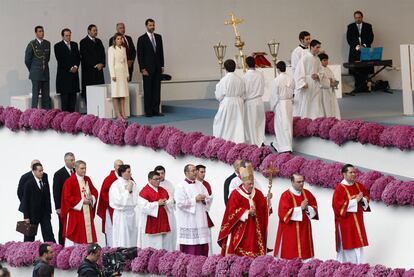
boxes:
[108,33,129,119]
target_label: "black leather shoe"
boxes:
[154,113,165,116]
[145,114,153,117]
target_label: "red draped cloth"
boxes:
[274,189,318,259]
[139,184,171,234]
[217,185,268,257]
[333,182,370,251]
[61,174,98,244]
[202,180,214,228]
[96,170,117,233]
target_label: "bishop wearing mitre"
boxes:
[217,162,270,257]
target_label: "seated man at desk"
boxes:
[346,10,374,95]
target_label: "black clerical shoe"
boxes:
[144,114,153,117]
[270,142,278,152]
[154,113,165,117]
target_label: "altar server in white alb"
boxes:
[243,56,265,146]
[175,164,212,256]
[213,59,246,143]
[294,39,324,119]
[155,165,177,249]
[318,53,341,119]
[291,31,311,116]
[270,61,295,153]
[138,170,175,251]
[109,164,139,248]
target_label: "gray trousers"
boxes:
[31,80,51,109]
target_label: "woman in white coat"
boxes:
[108,33,129,119]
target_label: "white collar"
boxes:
[88,35,95,41]
[289,187,303,196]
[114,171,120,178]
[36,38,43,44]
[148,183,158,192]
[147,31,155,37]
[63,40,70,45]
[65,166,72,174]
[76,173,84,181]
[247,68,256,72]
[340,179,354,186]
[32,172,41,183]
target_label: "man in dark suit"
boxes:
[54,28,81,112]
[80,24,106,103]
[18,159,43,203]
[24,26,51,109]
[109,23,136,81]
[137,18,165,117]
[346,10,374,94]
[53,152,75,245]
[223,159,242,205]
[20,163,55,242]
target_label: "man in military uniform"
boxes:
[25,26,51,109]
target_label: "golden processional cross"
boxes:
[224,13,246,71]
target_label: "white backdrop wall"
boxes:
[0,128,413,269]
[0,0,412,105]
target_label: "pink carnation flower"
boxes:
[217,141,236,163]
[382,180,403,206]
[158,126,180,149]
[319,117,339,139]
[357,122,385,146]
[300,159,325,186]
[396,181,414,206]
[333,263,355,277]
[229,256,253,277]
[192,135,214,158]
[226,143,251,165]
[260,153,279,177]
[370,176,395,201]
[29,109,47,130]
[349,263,371,276]
[135,125,152,146]
[366,264,391,277]
[357,171,383,191]
[145,125,165,150]
[124,123,140,145]
[380,125,414,151]
[171,253,193,277]
[272,152,294,174]
[61,112,81,134]
[42,109,60,129]
[186,255,207,277]
[280,258,303,276]
[131,247,155,273]
[315,259,341,277]
[147,249,168,275]
[181,132,203,155]
[166,131,186,157]
[268,258,288,276]
[56,246,75,270]
[293,117,312,137]
[0,106,5,125]
[201,254,222,276]
[51,111,70,132]
[19,108,37,129]
[265,111,275,134]
[248,255,274,277]
[403,269,414,277]
[307,117,325,136]
[329,120,365,145]
[92,118,107,137]
[318,162,343,189]
[250,146,273,170]
[388,268,406,277]
[69,244,88,269]
[4,107,23,132]
[109,119,127,145]
[98,120,113,144]
[81,115,98,136]
[215,255,238,277]
[204,137,226,159]
[280,156,306,178]
[298,258,323,277]
[158,251,181,276]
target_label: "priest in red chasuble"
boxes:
[61,160,98,246]
[333,163,370,264]
[274,173,318,260]
[96,159,123,247]
[218,163,270,257]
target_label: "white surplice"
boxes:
[270,72,295,152]
[137,184,175,251]
[294,51,324,119]
[291,45,309,116]
[320,66,341,119]
[175,180,212,246]
[213,72,246,143]
[109,178,139,248]
[243,69,265,146]
[160,179,177,250]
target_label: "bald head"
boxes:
[31,159,40,168]
[114,159,124,171]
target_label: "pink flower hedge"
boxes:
[265,112,414,151]
[1,106,413,209]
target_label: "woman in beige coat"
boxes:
[108,33,129,119]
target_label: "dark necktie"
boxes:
[150,34,156,52]
[39,180,43,190]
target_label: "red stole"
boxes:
[139,184,171,234]
[202,180,214,228]
[96,170,117,233]
[333,182,370,251]
[217,185,268,257]
[61,174,98,244]
[274,189,318,259]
